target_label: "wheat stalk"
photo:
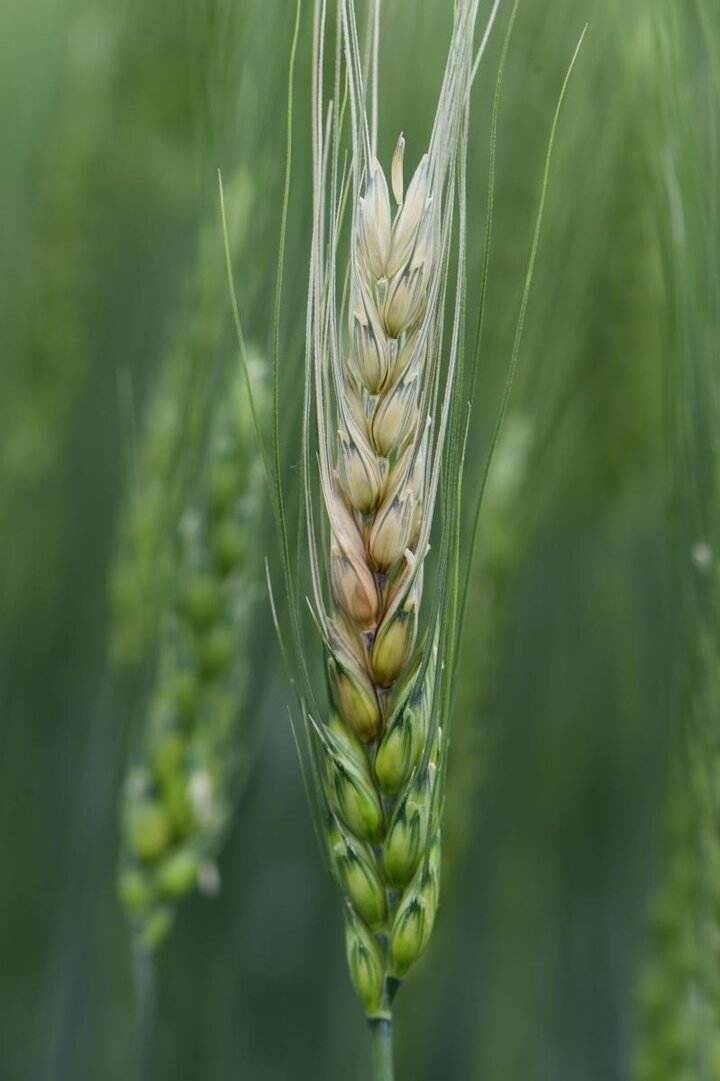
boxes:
[298,1,498,1074]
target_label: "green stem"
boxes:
[133,942,155,1081]
[369,1017,395,1081]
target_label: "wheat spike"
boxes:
[117,361,266,950]
[315,125,443,1021]
[301,0,497,1057]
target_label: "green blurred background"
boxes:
[1,0,715,1078]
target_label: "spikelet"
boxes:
[117,363,265,950]
[301,0,494,1036]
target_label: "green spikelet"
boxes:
[383,770,434,888]
[345,907,386,1017]
[389,831,441,978]
[329,818,387,931]
[318,723,385,845]
[375,657,433,797]
[117,361,266,950]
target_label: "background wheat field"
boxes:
[2,0,718,1079]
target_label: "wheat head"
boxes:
[302,0,497,1039]
[118,361,265,950]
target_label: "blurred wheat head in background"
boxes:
[116,362,266,951]
[112,191,268,954]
